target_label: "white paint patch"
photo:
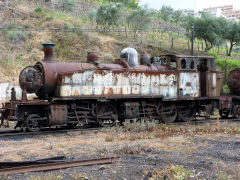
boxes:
[179,72,199,97]
[0,82,36,103]
[58,70,178,99]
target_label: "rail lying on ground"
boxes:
[0,157,121,176]
[0,127,101,138]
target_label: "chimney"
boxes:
[42,43,55,62]
[87,52,99,63]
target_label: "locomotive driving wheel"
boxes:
[178,107,196,122]
[162,104,177,123]
[25,114,41,132]
[219,110,229,119]
[233,105,240,119]
[97,104,118,127]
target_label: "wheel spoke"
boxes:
[162,104,177,123]
[179,106,196,122]
[98,104,118,127]
[26,114,41,132]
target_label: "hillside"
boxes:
[0,0,170,85]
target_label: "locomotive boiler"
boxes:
[0,43,223,131]
[219,68,240,118]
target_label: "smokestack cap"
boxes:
[42,43,55,62]
[42,43,55,48]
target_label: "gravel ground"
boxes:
[0,121,240,180]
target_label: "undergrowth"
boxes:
[151,165,192,180]
[103,120,240,142]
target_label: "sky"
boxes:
[139,0,240,12]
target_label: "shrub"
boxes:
[6,31,26,44]
[123,119,158,133]
[34,7,42,13]
[105,135,114,142]
[61,0,76,12]
[88,10,96,25]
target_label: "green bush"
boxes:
[223,84,230,93]
[6,31,26,44]
[34,7,42,13]
[208,52,240,75]
[61,0,76,12]
[88,10,96,25]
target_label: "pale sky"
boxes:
[140,0,240,12]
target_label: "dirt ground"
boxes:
[0,121,240,180]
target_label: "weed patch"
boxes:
[150,165,191,180]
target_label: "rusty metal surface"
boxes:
[50,105,68,125]
[57,70,178,100]
[29,61,95,98]
[42,43,55,62]
[87,52,98,63]
[220,96,231,110]
[19,66,43,93]
[166,54,214,59]
[123,102,139,119]
[227,68,240,94]
[0,156,66,169]
[207,72,217,97]
[0,157,121,176]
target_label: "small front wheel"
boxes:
[25,114,41,132]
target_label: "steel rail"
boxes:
[0,118,239,137]
[0,157,121,176]
[0,127,101,138]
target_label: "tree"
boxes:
[96,3,122,31]
[88,10,96,25]
[172,10,184,25]
[223,21,240,56]
[190,14,223,52]
[160,5,174,22]
[110,0,138,8]
[127,7,153,39]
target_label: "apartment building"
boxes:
[203,5,240,19]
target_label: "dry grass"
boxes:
[1,122,240,162]
[148,165,192,180]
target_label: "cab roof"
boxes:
[164,54,214,59]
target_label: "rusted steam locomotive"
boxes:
[219,68,240,118]
[0,43,223,131]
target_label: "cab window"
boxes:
[170,59,177,69]
[180,58,196,70]
[181,59,186,69]
[189,59,195,69]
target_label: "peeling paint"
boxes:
[179,72,199,97]
[0,82,36,102]
[57,70,178,99]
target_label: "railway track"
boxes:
[0,117,239,137]
[0,127,101,138]
[0,157,121,176]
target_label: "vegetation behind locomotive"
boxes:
[0,43,223,131]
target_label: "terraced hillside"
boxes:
[0,0,169,84]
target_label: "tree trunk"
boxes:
[204,40,213,52]
[225,43,229,56]
[227,43,234,56]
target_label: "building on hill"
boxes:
[203,5,240,19]
[182,9,195,16]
